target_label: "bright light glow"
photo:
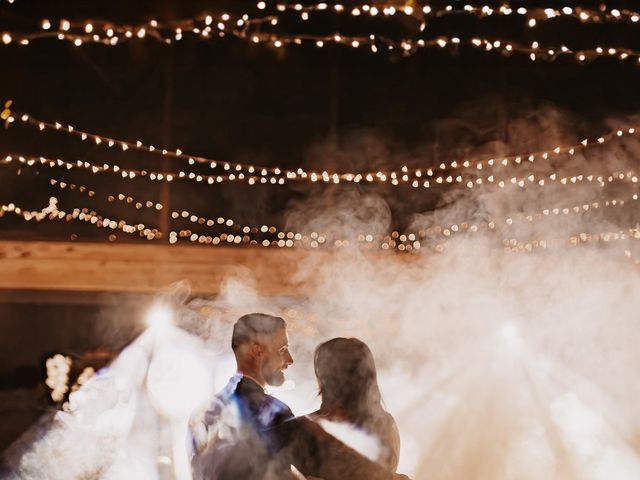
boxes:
[146,344,212,418]
[146,304,174,332]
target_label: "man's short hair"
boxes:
[231,313,286,351]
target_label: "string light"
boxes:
[2,8,640,65]
[4,193,637,253]
[10,108,640,185]
[503,227,640,255]
[0,197,161,239]
[5,149,637,198]
[435,192,640,241]
[0,11,274,48]
[0,196,59,221]
[49,178,164,211]
[2,1,639,28]
[45,354,71,402]
[28,157,639,250]
[18,158,636,253]
[44,355,98,405]
[1,153,290,187]
[171,189,639,252]
[169,209,329,248]
[268,2,640,28]
[13,111,287,178]
[5,3,638,50]
[3,188,637,253]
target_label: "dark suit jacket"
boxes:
[190,375,395,480]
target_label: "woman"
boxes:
[309,337,400,472]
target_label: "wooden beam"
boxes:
[0,240,330,296]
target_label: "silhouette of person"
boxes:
[189,313,410,480]
[309,337,400,472]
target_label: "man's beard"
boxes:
[264,368,285,387]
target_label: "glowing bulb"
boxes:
[61,19,71,31]
[42,19,51,30]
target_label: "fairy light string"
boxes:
[5,27,640,66]
[266,2,640,27]
[21,162,637,251]
[172,189,640,250]
[503,227,640,254]
[1,153,289,186]
[3,109,640,253]
[2,3,640,65]
[27,163,640,249]
[0,197,161,239]
[3,190,639,253]
[6,107,640,184]
[4,150,639,195]
[48,178,163,211]
[5,146,638,249]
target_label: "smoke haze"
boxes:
[3,105,640,479]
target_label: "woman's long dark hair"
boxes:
[314,337,387,429]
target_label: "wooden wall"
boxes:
[0,240,322,297]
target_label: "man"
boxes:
[190,313,409,480]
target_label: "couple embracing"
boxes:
[189,313,410,480]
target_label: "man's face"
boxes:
[259,327,293,387]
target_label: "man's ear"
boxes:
[249,341,264,359]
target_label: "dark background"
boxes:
[1,0,640,451]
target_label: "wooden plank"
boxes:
[0,240,329,296]
[0,288,152,305]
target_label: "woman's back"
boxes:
[311,338,400,472]
[309,408,400,471]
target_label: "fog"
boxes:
[3,107,640,479]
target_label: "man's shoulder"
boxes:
[262,392,294,422]
[235,379,294,428]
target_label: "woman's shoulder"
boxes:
[381,411,397,427]
[376,412,401,471]
[375,411,399,437]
